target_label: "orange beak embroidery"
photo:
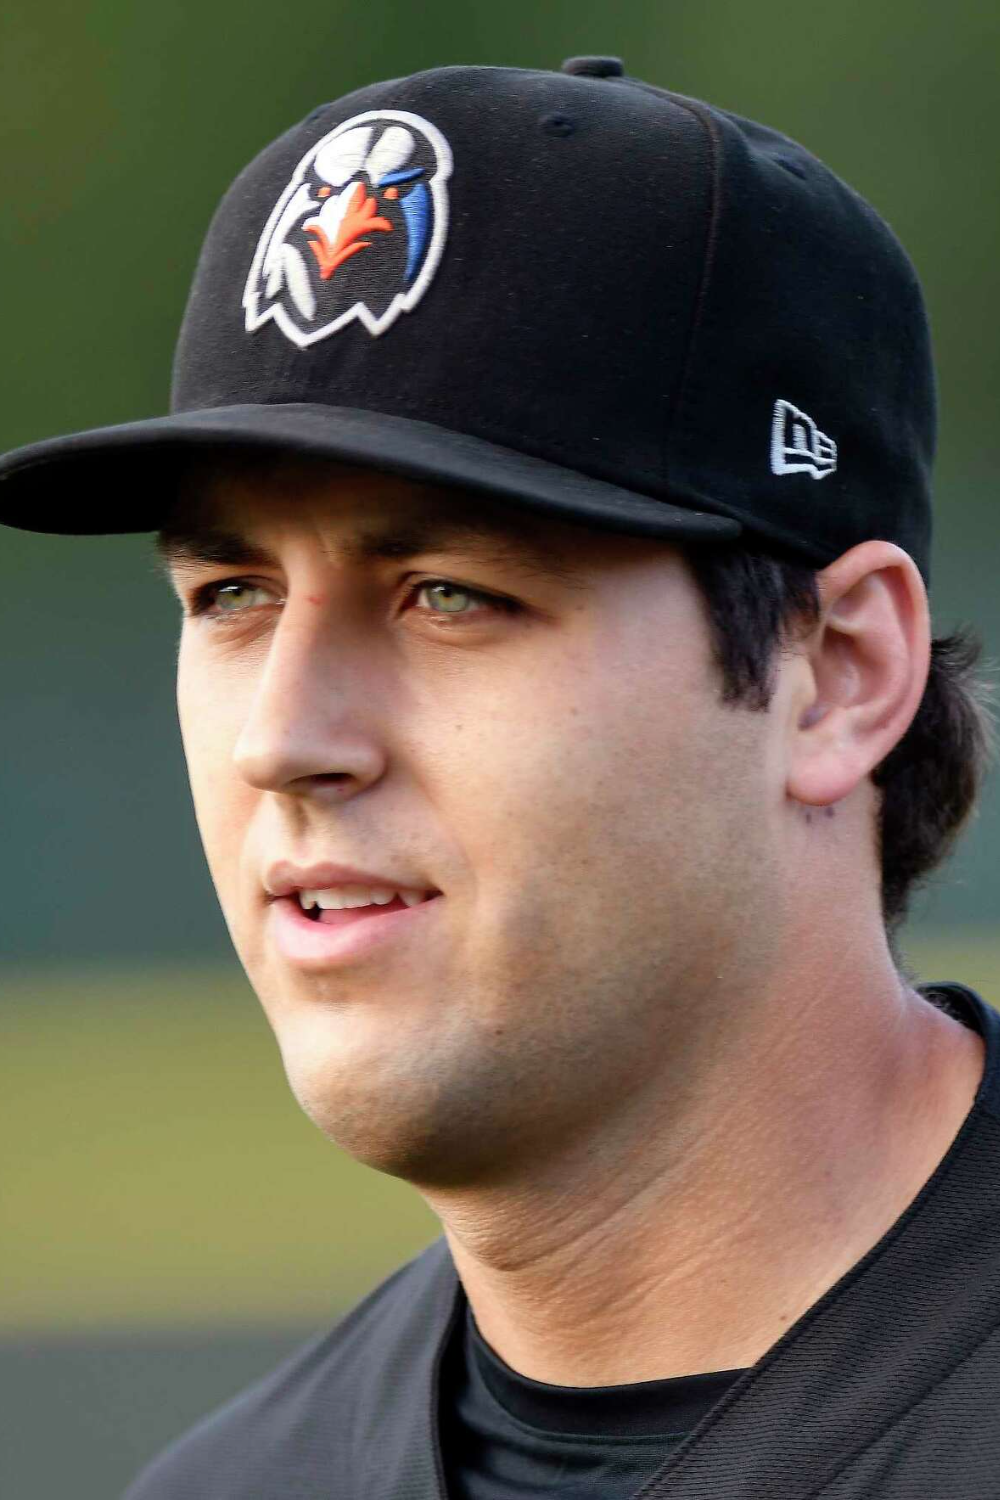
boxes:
[304,182,393,280]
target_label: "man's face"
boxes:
[164,458,784,1189]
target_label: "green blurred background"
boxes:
[1,1,998,1495]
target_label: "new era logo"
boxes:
[770,399,837,480]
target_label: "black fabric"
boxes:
[466,1303,745,1437]
[438,1302,746,1499]
[0,62,934,584]
[120,981,1000,1500]
[0,405,740,546]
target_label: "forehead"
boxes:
[155,455,611,587]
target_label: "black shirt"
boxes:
[123,981,1000,1500]
[437,981,980,1500]
[440,1302,747,1498]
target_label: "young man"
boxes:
[1,56,996,1500]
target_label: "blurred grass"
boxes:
[2,934,996,1334]
[0,963,440,1333]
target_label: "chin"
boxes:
[281,1045,520,1189]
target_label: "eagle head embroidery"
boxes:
[243,109,452,347]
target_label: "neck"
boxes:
[424,941,985,1387]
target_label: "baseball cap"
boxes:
[0,57,936,580]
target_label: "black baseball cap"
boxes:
[0,57,936,580]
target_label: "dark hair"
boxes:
[685,544,995,936]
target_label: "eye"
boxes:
[183,576,519,624]
[378,167,424,202]
[412,578,513,618]
[185,579,279,619]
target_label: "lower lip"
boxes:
[269,893,443,969]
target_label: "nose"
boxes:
[231,607,388,799]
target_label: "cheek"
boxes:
[426,632,728,903]
[176,644,254,882]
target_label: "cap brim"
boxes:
[0,402,744,544]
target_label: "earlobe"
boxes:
[786,542,930,809]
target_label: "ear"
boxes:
[786,541,930,807]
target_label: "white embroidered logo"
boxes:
[243,110,453,348]
[770,400,837,480]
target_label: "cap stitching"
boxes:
[621,83,724,484]
[659,95,724,470]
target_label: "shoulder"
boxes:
[121,1236,457,1500]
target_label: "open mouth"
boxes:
[295,893,441,925]
[304,895,410,922]
[271,890,443,968]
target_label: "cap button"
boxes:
[560,56,625,79]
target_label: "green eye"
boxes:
[187,579,276,618]
[186,575,518,624]
[418,581,482,614]
[215,585,247,607]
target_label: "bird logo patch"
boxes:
[243,110,453,347]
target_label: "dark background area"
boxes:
[1,3,998,1497]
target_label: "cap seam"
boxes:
[621,83,724,487]
[660,96,724,477]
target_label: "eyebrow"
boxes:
[153,509,591,590]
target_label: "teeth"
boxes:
[297,885,430,911]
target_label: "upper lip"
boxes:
[264,860,439,900]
